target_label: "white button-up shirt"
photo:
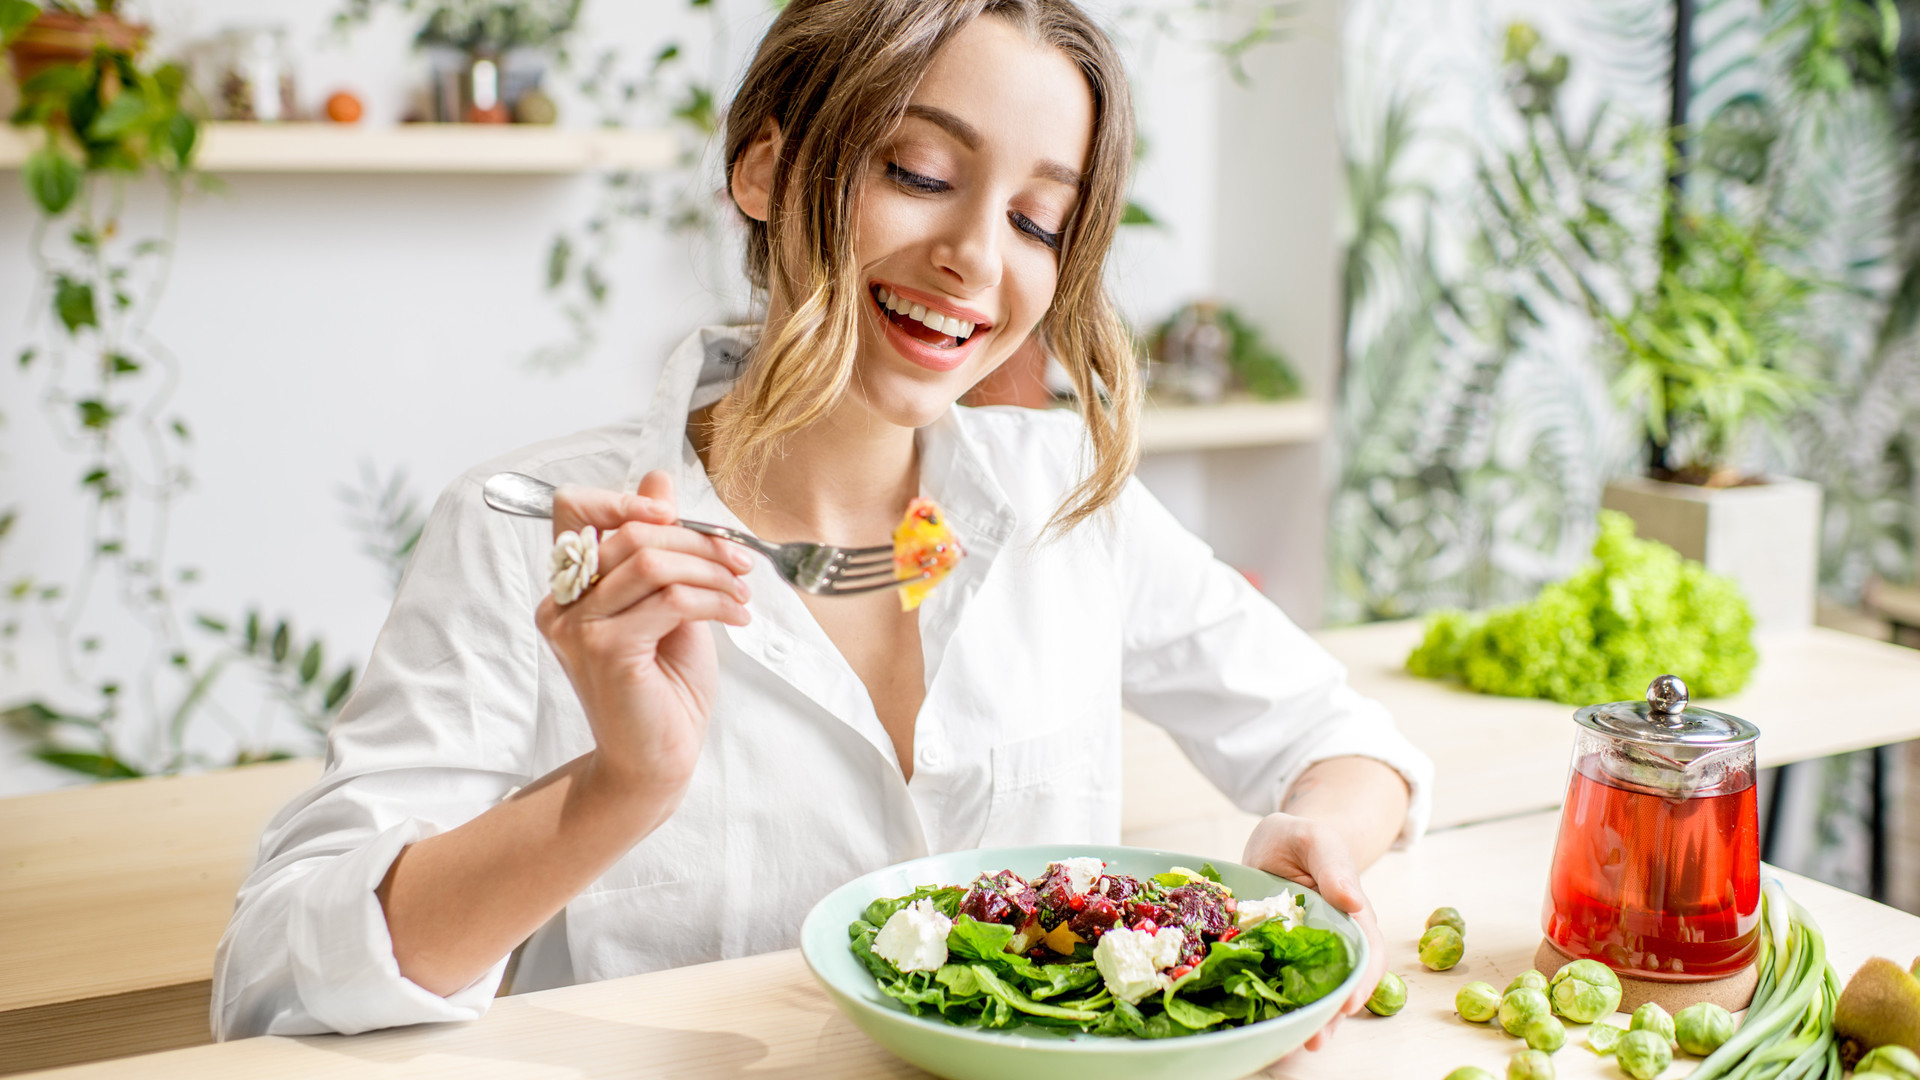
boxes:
[211,326,1434,1040]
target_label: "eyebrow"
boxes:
[903,104,1083,189]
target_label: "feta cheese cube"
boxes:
[1092,926,1189,1004]
[1050,856,1106,897]
[1235,889,1306,932]
[872,898,954,973]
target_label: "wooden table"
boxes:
[0,759,322,1073]
[9,617,1920,1072]
[24,809,1919,1079]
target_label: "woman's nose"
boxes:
[931,194,1002,292]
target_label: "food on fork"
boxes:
[892,498,964,611]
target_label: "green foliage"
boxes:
[1218,306,1301,399]
[333,0,582,52]
[1405,511,1757,704]
[1610,212,1820,477]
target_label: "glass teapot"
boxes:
[1541,675,1762,981]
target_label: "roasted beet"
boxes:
[958,869,1039,926]
[1164,883,1232,941]
[1101,873,1147,904]
[1065,892,1124,940]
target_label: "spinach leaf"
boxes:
[968,965,1103,1021]
[1161,988,1229,1031]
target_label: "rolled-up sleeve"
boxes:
[212,472,545,1038]
[1112,478,1433,848]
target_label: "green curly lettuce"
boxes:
[1405,511,1756,704]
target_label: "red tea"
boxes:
[1543,754,1761,980]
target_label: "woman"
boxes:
[212,0,1432,1048]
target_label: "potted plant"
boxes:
[1601,210,1824,629]
[335,0,581,122]
[3,1,144,85]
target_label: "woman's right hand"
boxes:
[534,469,754,799]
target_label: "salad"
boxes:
[847,858,1354,1039]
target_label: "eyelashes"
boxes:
[885,162,1064,252]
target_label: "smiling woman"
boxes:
[209,0,1432,1056]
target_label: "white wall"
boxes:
[0,0,1320,795]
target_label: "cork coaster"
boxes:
[1534,939,1759,1015]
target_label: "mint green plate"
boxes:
[799,844,1368,1080]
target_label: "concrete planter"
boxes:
[1601,475,1822,630]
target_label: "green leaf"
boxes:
[169,418,190,441]
[1198,863,1224,884]
[0,0,39,46]
[36,749,143,779]
[193,612,229,634]
[3,701,64,735]
[243,610,260,652]
[24,146,82,215]
[18,347,35,368]
[86,89,149,141]
[54,276,97,332]
[298,641,322,684]
[105,353,139,375]
[1121,201,1159,227]
[322,667,354,711]
[270,620,290,663]
[165,111,197,166]
[545,235,572,290]
[75,399,116,429]
[0,508,14,540]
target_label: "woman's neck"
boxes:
[693,393,920,546]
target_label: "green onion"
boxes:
[1689,880,1841,1080]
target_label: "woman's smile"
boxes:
[868,281,994,372]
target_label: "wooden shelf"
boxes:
[0,122,676,174]
[1138,396,1327,453]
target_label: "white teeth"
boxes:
[875,286,977,341]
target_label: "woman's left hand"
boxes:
[1241,811,1387,1052]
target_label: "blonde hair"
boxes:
[711,0,1139,537]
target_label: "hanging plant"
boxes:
[2,3,357,779]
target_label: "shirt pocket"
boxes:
[977,724,1120,848]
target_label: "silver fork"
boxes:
[481,472,929,597]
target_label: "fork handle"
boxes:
[676,519,781,561]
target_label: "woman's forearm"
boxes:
[375,751,684,997]
[1279,756,1411,870]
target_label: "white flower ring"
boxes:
[549,525,600,605]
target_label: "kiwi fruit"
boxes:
[1835,957,1920,1068]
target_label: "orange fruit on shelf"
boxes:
[324,91,363,124]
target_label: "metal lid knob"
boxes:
[1646,674,1689,716]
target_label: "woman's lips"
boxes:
[870,285,987,372]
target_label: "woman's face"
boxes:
[851,16,1095,428]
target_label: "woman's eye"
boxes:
[1012,213,1064,252]
[886,162,949,193]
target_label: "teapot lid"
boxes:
[1574,674,1760,749]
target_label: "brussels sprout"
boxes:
[1457,980,1502,1022]
[1522,1015,1566,1053]
[1507,1048,1555,1080]
[1547,959,1622,1023]
[1615,1028,1673,1080]
[1630,1002,1677,1049]
[1674,1002,1734,1056]
[1500,987,1552,1037]
[1586,1021,1627,1054]
[1420,924,1465,970]
[1857,1045,1920,1080]
[1506,969,1549,995]
[1427,905,1466,935]
[1443,1069,1497,1080]
[1366,971,1407,1016]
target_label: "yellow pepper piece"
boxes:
[892,497,964,611]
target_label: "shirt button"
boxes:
[918,746,945,769]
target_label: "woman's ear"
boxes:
[729,117,783,223]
